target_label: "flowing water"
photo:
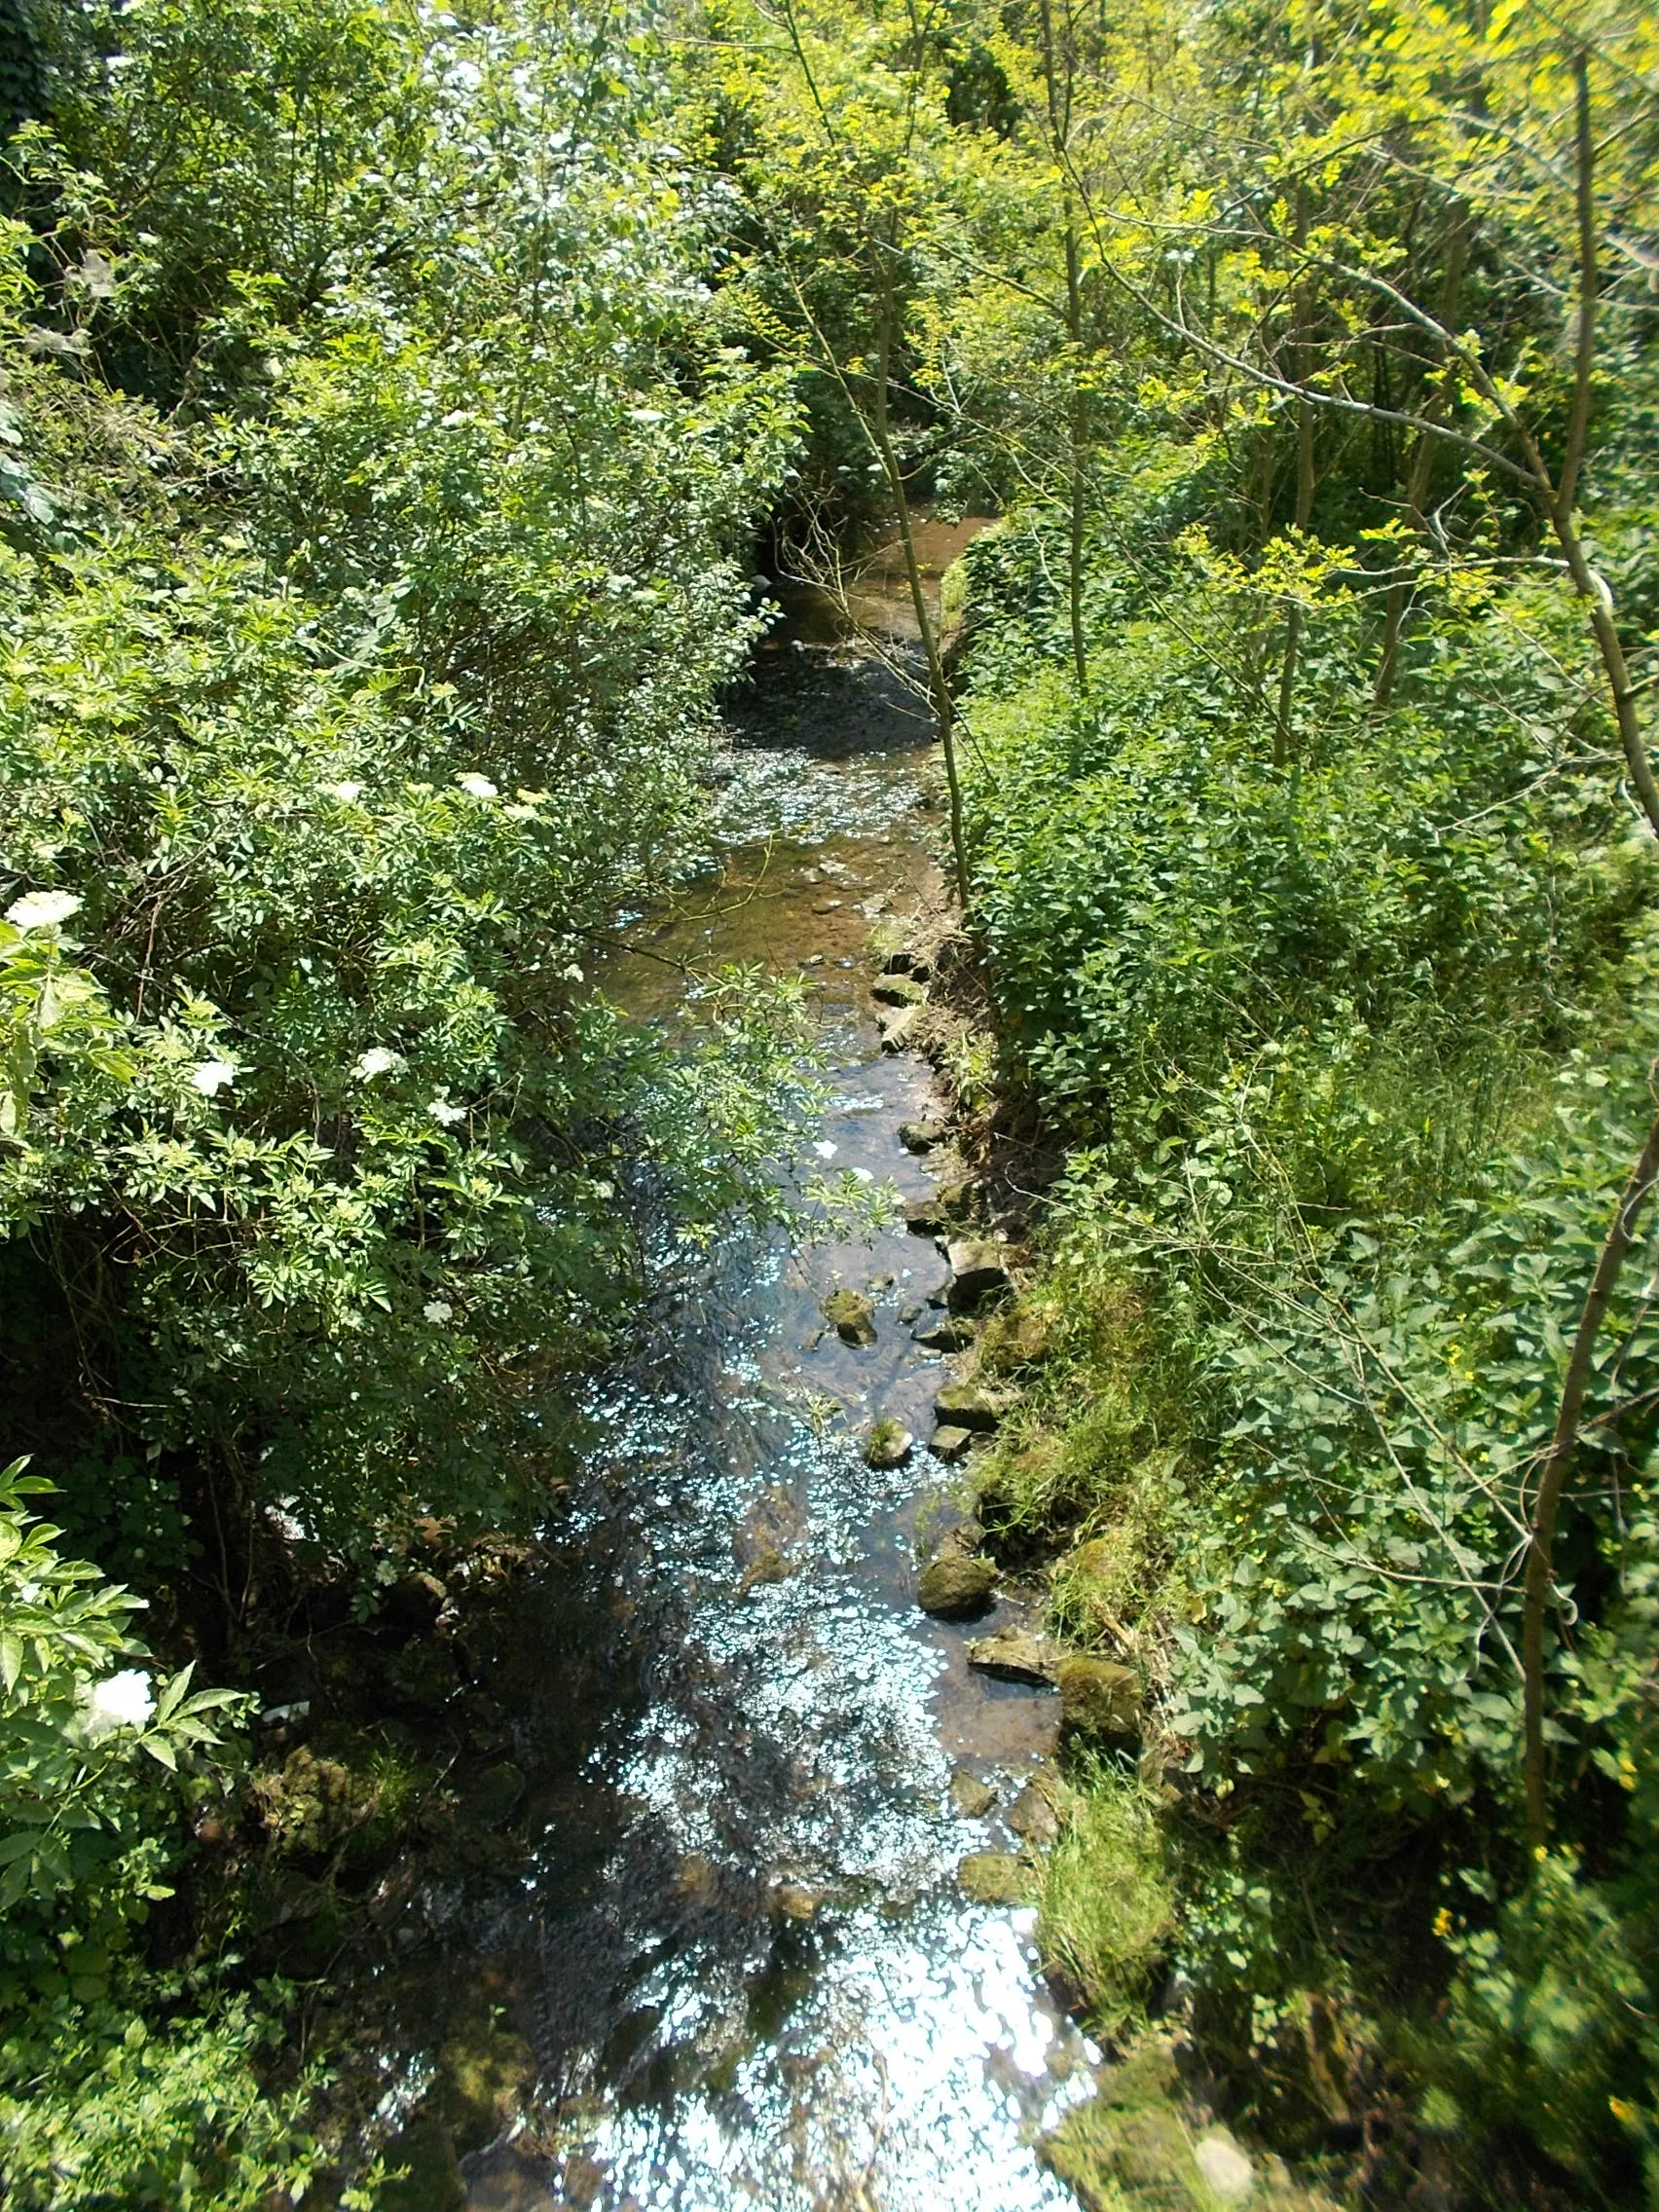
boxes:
[404,528,1095,2211]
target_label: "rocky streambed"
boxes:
[351,589,1115,2210]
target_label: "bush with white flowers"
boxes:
[0,1458,243,1995]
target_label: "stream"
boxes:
[405,529,1097,2210]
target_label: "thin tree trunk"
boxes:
[872,275,971,908]
[1040,0,1088,693]
[1274,188,1315,772]
[1523,1104,1659,1841]
[1537,50,1659,840]
[1374,211,1470,710]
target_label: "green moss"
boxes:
[1042,2040,1218,2212]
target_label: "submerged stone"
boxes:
[864,1417,913,1469]
[917,1554,996,1619]
[949,1766,998,1818]
[821,1287,877,1347]
[957,1851,1032,1906]
[933,1382,1002,1432]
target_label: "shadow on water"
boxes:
[379,524,1094,2210]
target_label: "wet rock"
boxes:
[879,1005,921,1053]
[812,898,843,914]
[930,1423,976,1462]
[1194,2129,1256,2203]
[912,1310,977,1352]
[899,1300,923,1324]
[899,1118,946,1152]
[945,1238,1014,1311]
[864,1417,914,1469]
[1006,1782,1061,1846]
[769,1880,821,1922]
[821,1287,876,1347]
[469,1760,525,1830]
[917,1554,997,1619]
[966,1629,1059,1685]
[949,1767,997,1818]
[933,1382,1003,1432]
[434,2009,537,2156]
[737,1546,796,1596]
[380,2114,465,2212]
[872,974,926,1008]
[957,1851,1032,1906]
[1056,1655,1142,1743]
[946,1760,999,1814]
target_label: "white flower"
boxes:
[456,773,498,800]
[81,1667,153,1740]
[427,1098,465,1125]
[329,780,363,803]
[191,1059,236,1096]
[423,1300,453,1323]
[354,1047,402,1081]
[812,1139,837,1160]
[6,890,81,932]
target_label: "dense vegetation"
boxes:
[0,0,810,2196]
[1,0,1655,2202]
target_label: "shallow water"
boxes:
[424,543,1089,2211]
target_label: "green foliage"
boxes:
[1038,1768,1175,2042]
[0,1459,242,2003]
[1424,1850,1658,2206]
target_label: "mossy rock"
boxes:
[379,2116,466,2212]
[958,1850,1034,1905]
[917,1554,996,1619]
[822,1288,877,1347]
[1056,1655,1142,1744]
[865,1417,913,1469]
[949,1766,997,1818]
[468,1760,525,1830]
[254,1745,377,1861]
[1043,2042,1230,2212]
[433,2010,537,2154]
[385,1636,460,1715]
[933,1382,1003,1432]
[930,1423,976,1462]
[872,974,927,1007]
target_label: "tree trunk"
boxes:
[1523,1104,1659,1841]
[872,275,971,908]
[1273,188,1315,772]
[1374,210,1470,711]
[1040,0,1088,694]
